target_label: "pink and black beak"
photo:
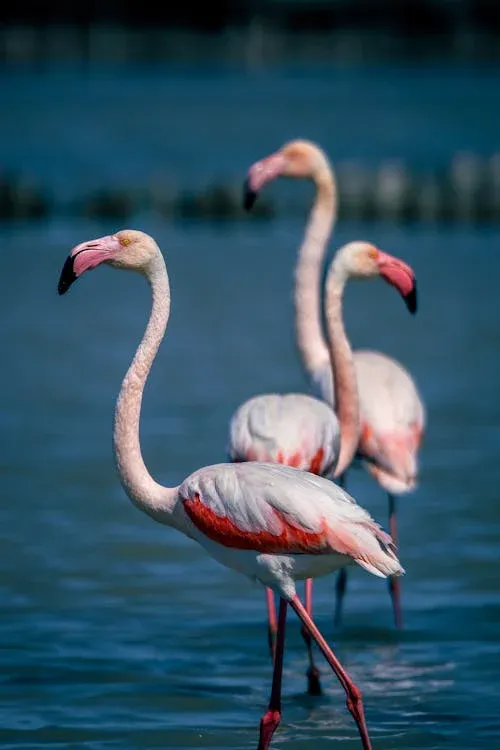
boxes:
[243,152,286,211]
[243,178,258,211]
[404,281,417,314]
[57,234,121,295]
[377,251,417,314]
[57,254,78,295]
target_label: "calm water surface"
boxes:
[1,65,500,750]
[1,64,499,198]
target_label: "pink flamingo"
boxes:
[228,240,417,694]
[58,229,405,750]
[244,139,426,629]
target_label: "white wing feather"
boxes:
[179,462,403,578]
[228,393,340,473]
[312,350,424,432]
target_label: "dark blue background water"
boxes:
[1,65,499,749]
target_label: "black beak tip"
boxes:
[404,282,418,314]
[57,255,76,296]
[243,178,257,211]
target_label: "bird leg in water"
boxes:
[388,494,403,629]
[291,596,373,750]
[258,597,287,750]
[300,578,322,695]
[265,588,277,660]
[334,568,348,627]
[333,474,348,627]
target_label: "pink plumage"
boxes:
[313,350,425,494]
[228,393,339,474]
[180,462,401,580]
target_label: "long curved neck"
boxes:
[294,170,337,376]
[324,260,360,478]
[113,251,177,520]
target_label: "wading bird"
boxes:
[244,140,425,629]
[58,229,405,750]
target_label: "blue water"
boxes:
[1,64,499,201]
[1,65,500,750]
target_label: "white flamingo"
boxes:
[244,139,425,629]
[228,240,417,693]
[58,229,404,750]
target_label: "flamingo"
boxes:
[57,229,405,750]
[244,139,426,629]
[228,240,417,694]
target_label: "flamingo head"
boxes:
[243,139,330,210]
[58,230,158,295]
[337,241,417,314]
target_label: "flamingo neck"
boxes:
[294,171,337,376]
[113,251,178,522]
[324,259,360,478]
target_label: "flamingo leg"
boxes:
[300,578,322,695]
[334,568,348,628]
[258,597,287,750]
[333,473,348,628]
[265,588,278,660]
[388,494,403,629]
[290,595,372,750]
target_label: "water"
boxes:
[1,64,499,201]
[1,65,500,750]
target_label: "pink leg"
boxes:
[388,494,403,629]
[300,579,322,695]
[258,597,287,750]
[290,595,373,750]
[265,588,278,660]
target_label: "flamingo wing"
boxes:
[355,351,425,433]
[179,462,401,577]
[228,393,339,474]
[353,350,425,490]
[310,350,425,484]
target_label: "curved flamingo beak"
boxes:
[377,251,417,314]
[57,234,121,295]
[243,153,287,211]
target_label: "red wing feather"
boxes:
[183,493,331,554]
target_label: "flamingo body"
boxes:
[228,393,339,476]
[179,461,402,599]
[311,349,425,493]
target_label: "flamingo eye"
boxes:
[120,236,131,247]
[367,246,378,260]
